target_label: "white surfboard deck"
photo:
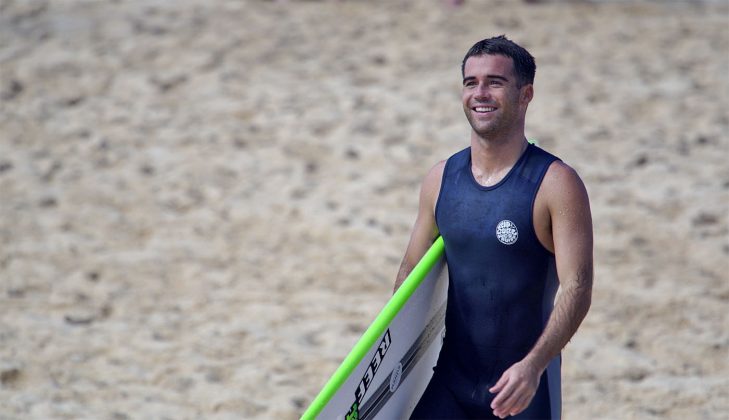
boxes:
[302,238,448,420]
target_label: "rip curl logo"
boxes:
[496,220,518,245]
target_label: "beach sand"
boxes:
[1,0,727,418]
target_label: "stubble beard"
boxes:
[466,91,522,142]
[466,109,511,142]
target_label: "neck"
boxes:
[469,130,528,186]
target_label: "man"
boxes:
[394,36,593,419]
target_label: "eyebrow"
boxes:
[462,75,510,84]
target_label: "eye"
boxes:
[489,80,503,87]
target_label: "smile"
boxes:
[473,106,496,113]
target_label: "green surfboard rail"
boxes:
[301,236,445,420]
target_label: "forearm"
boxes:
[524,267,593,372]
[393,259,413,293]
[393,218,439,293]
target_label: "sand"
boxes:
[0,0,727,418]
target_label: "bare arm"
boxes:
[490,162,593,418]
[393,161,445,293]
[524,162,593,371]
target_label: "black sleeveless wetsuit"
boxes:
[412,143,562,419]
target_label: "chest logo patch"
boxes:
[496,220,518,245]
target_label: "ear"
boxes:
[521,84,534,105]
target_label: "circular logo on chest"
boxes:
[496,220,518,245]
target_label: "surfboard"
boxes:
[301,236,448,420]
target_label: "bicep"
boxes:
[402,162,445,267]
[546,163,594,289]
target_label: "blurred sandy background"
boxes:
[1,0,727,418]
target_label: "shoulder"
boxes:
[541,160,591,212]
[544,160,581,184]
[421,147,469,202]
[425,159,447,183]
[422,160,447,196]
[543,160,585,187]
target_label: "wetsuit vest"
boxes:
[433,143,562,417]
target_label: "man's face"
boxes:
[461,54,532,139]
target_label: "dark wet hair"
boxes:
[461,35,536,87]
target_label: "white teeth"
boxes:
[474,107,495,112]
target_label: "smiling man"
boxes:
[393,36,594,419]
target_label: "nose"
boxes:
[474,83,491,102]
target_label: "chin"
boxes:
[471,123,498,137]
